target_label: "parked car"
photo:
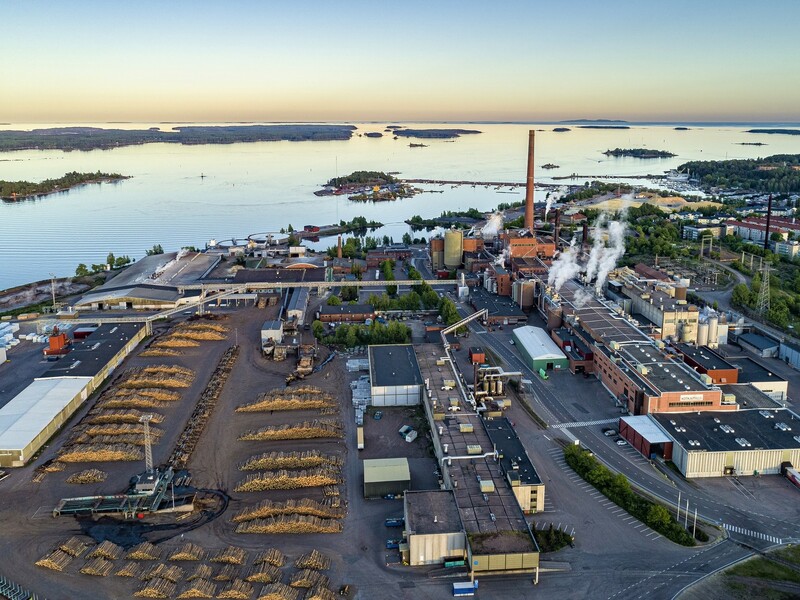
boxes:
[602,428,616,437]
[615,438,627,447]
[385,539,401,549]
[373,411,383,421]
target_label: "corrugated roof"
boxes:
[512,326,566,361]
[620,415,672,444]
[0,377,92,451]
[363,457,410,483]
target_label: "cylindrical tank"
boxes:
[430,237,445,252]
[444,229,464,269]
[490,380,497,395]
[681,322,694,343]
[696,322,709,347]
[432,251,444,270]
[496,381,504,396]
[708,316,719,347]
[482,381,489,393]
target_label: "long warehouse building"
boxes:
[0,323,146,467]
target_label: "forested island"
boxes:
[679,154,800,193]
[746,129,800,136]
[314,171,418,202]
[579,125,631,130]
[0,125,357,152]
[603,148,676,159]
[674,127,690,131]
[1,171,129,200]
[553,127,571,132]
[393,128,481,139]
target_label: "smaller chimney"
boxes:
[582,221,589,251]
[553,209,561,247]
[337,235,343,259]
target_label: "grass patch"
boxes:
[727,557,800,584]
[726,580,799,600]
[775,545,800,566]
[533,524,573,553]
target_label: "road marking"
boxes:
[551,418,618,429]
[722,523,782,544]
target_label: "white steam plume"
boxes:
[584,213,607,284]
[547,238,581,292]
[593,219,626,294]
[482,212,504,238]
[572,287,593,309]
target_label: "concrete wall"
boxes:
[408,532,466,566]
[364,479,410,499]
[674,445,800,478]
[749,380,789,402]
[371,384,422,407]
[470,551,539,572]
[512,482,545,514]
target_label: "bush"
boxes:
[564,445,695,546]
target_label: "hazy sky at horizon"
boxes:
[2,0,799,123]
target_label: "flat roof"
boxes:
[233,268,325,283]
[41,323,144,379]
[727,356,786,384]
[319,303,374,315]
[512,326,566,361]
[719,384,784,410]
[261,320,283,331]
[483,418,542,485]
[675,344,735,372]
[363,457,410,483]
[469,289,526,318]
[405,490,463,535]
[369,345,423,387]
[0,377,92,450]
[620,344,708,394]
[652,410,800,453]
[620,415,672,444]
[739,332,780,351]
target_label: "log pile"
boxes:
[306,587,337,600]
[169,543,206,561]
[239,421,342,442]
[288,570,329,589]
[210,546,247,565]
[236,516,343,535]
[177,579,217,599]
[121,365,195,389]
[238,451,341,472]
[234,468,341,492]
[256,583,299,600]
[134,578,177,598]
[236,387,334,412]
[168,345,239,469]
[217,579,254,599]
[152,337,200,349]
[80,557,115,576]
[127,541,162,561]
[213,565,238,582]
[294,550,331,571]
[101,387,180,409]
[66,469,108,484]
[142,563,185,582]
[187,564,214,581]
[87,540,123,560]
[244,563,280,584]
[232,498,344,523]
[84,423,164,438]
[253,549,285,568]
[88,410,165,425]
[59,536,92,557]
[35,550,73,571]
[140,347,183,357]
[116,561,144,578]
[322,486,340,498]
[59,443,143,462]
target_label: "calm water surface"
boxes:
[1,122,799,289]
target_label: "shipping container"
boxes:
[357,427,364,450]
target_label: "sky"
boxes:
[2,0,799,123]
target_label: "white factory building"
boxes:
[368,345,424,406]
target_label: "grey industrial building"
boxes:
[286,288,309,325]
[652,411,800,478]
[483,418,545,513]
[363,457,411,498]
[261,320,283,346]
[403,490,467,566]
[368,345,424,406]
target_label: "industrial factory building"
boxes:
[286,288,309,325]
[651,411,800,478]
[484,418,545,513]
[403,490,467,566]
[261,319,283,346]
[363,457,411,498]
[618,415,674,461]
[512,326,568,371]
[0,323,146,467]
[368,344,423,406]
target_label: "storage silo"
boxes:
[696,322,709,347]
[444,229,464,269]
[707,315,719,348]
[430,236,445,270]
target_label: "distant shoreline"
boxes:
[1,172,130,201]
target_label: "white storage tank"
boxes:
[696,322,709,347]
[444,229,464,269]
[708,315,719,347]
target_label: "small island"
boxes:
[746,129,800,136]
[364,132,383,138]
[394,128,482,139]
[603,148,676,159]
[541,163,560,169]
[579,125,631,130]
[1,171,129,201]
[674,127,690,131]
[738,142,767,146]
[314,170,418,202]
[553,127,571,132]
[409,143,428,148]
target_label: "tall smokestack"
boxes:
[337,235,343,259]
[763,194,773,250]
[524,130,535,234]
[582,221,589,252]
[553,209,561,247]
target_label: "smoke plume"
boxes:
[482,212,504,238]
[547,238,581,292]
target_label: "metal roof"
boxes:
[41,323,144,379]
[512,326,566,361]
[369,345,423,387]
[287,288,309,312]
[319,304,375,315]
[363,458,410,483]
[620,415,672,444]
[0,377,92,451]
[739,332,780,351]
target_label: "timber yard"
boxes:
[1,132,800,600]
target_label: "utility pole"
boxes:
[693,508,698,539]
[756,263,771,318]
[684,499,689,529]
[676,491,681,522]
[49,273,57,312]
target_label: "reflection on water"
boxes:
[1,123,798,289]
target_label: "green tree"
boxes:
[146,244,164,256]
[287,224,294,232]
[402,232,413,245]
[311,320,324,339]
[75,263,90,277]
[106,252,115,267]
[341,286,358,301]
[327,295,342,306]
[646,505,672,532]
